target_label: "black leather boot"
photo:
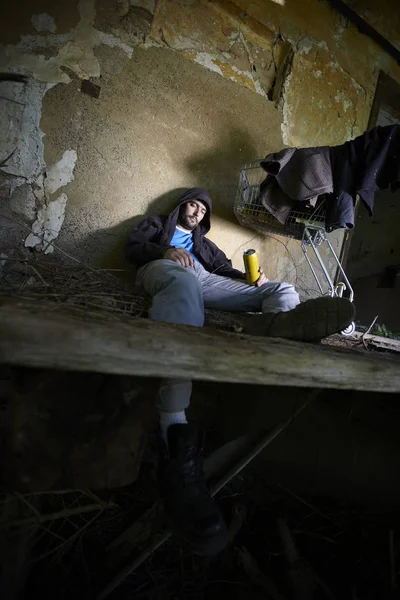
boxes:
[244,297,355,342]
[160,423,228,556]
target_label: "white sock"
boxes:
[159,410,188,446]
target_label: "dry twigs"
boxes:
[3,502,116,528]
[0,248,246,332]
[0,490,117,530]
[0,251,149,321]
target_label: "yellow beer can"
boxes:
[243,249,260,285]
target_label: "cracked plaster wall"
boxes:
[1,0,400,296]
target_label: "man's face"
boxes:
[178,200,207,231]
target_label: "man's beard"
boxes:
[178,215,197,231]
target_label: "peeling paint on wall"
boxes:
[44,150,78,196]
[279,70,293,146]
[97,31,134,58]
[25,193,68,254]
[15,33,73,53]
[130,0,156,13]
[0,79,53,181]
[10,184,37,221]
[280,42,369,147]
[4,0,135,85]
[1,0,137,252]
[31,13,57,34]
[151,0,287,99]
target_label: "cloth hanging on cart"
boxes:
[259,124,400,232]
[259,146,333,226]
[326,124,400,231]
[258,177,319,225]
[258,176,294,224]
[260,146,333,203]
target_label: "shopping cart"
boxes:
[234,160,355,335]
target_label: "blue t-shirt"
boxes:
[170,226,199,262]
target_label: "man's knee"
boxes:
[277,282,300,311]
[260,281,300,312]
[149,261,202,304]
[163,264,201,296]
[138,259,200,295]
[285,285,300,310]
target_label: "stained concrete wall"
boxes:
[40,44,284,270]
[1,0,400,296]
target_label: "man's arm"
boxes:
[207,239,245,280]
[125,216,170,266]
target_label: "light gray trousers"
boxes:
[136,259,300,412]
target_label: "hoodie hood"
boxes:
[164,188,212,239]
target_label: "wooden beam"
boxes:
[1,299,400,392]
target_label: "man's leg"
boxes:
[137,259,203,435]
[198,267,354,341]
[198,265,300,314]
[137,258,205,326]
[136,260,228,555]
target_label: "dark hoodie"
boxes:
[125,188,244,279]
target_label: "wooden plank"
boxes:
[348,331,400,354]
[1,299,400,392]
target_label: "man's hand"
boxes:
[164,247,194,268]
[255,268,269,287]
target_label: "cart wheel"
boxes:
[341,321,355,336]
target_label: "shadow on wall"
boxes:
[184,126,260,223]
[91,187,186,275]
[84,126,260,272]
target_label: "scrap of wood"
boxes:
[351,331,400,353]
[362,315,379,349]
[1,299,400,392]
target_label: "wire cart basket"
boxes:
[234,160,355,335]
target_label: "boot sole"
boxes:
[245,297,355,342]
